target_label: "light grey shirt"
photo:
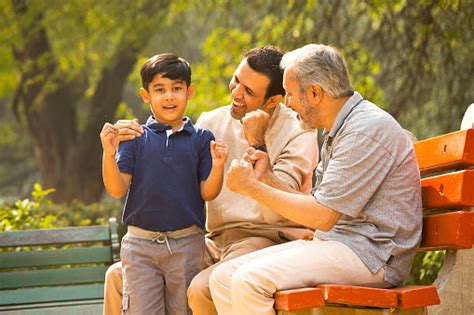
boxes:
[314,92,422,286]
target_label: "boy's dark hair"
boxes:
[243,46,285,99]
[141,53,191,90]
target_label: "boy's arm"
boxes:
[200,140,228,201]
[100,123,132,199]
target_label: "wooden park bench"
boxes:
[275,129,474,314]
[0,218,120,314]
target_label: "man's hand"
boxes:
[241,109,270,147]
[100,123,119,157]
[226,159,256,193]
[241,146,271,181]
[115,118,144,142]
[210,139,229,168]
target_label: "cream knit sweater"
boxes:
[196,104,318,237]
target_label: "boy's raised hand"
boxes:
[210,139,229,167]
[100,123,119,157]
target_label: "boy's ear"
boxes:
[187,83,195,99]
[139,87,150,103]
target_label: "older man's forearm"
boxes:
[240,180,340,231]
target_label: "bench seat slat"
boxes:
[392,286,440,309]
[421,211,474,250]
[274,288,325,311]
[275,285,441,311]
[415,129,474,176]
[0,266,109,289]
[422,170,474,210]
[0,247,113,269]
[0,283,104,306]
[317,284,398,308]
[0,226,111,248]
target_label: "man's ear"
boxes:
[307,84,323,103]
[263,94,283,112]
[139,87,150,103]
[187,83,195,99]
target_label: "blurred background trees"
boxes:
[0,0,472,203]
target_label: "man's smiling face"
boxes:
[228,59,272,120]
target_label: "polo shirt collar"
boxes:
[145,116,194,134]
[324,91,363,138]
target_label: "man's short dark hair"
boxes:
[243,46,285,99]
[140,53,191,90]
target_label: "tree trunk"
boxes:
[11,0,166,203]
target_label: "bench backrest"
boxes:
[0,218,120,310]
[415,129,474,251]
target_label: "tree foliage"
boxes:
[250,0,474,138]
[0,0,472,202]
[0,0,170,202]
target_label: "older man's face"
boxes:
[228,59,272,120]
[282,69,318,130]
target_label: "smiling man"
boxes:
[209,44,422,315]
[103,46,319,315]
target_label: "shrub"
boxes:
[0,183,124,235]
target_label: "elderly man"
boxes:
[102,46,318,315]
[209,44,422,315]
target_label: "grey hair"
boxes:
[280,44,353,98]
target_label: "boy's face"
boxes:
[140,74,194,130]
[228,59,272,120]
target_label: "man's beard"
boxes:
[299,97,317,130]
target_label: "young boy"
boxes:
[99,53,228,315]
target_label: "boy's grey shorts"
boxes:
[121,227,205,315]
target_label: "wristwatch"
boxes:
[252,144,267,152]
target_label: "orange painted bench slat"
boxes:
[421,211,474,250]
[415,129,474,176]
[392,286,440,309]
[316,284,398,308]
[274,285,442,310]
[421,170,474,210]
[274,288,325,311]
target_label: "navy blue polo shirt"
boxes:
[116,116,214,232]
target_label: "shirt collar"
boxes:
[145,116,194,134]
[323,91,363,138]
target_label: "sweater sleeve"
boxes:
[271,129,319,194]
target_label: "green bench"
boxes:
[274,129,474,314]
[0,218,120,314]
